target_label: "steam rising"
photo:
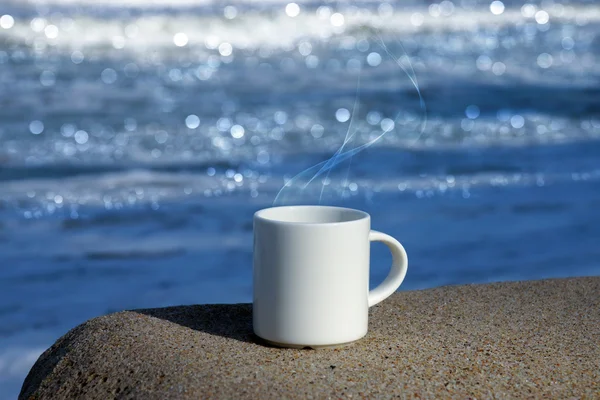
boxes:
[273,33,428,206]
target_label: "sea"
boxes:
[1,0,599,397]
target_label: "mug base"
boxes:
[257,336,360,350]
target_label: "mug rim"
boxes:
[254,205,369,226]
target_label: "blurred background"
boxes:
[1,0,599,397]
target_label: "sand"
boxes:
[20,277,600,399]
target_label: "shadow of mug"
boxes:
[135,304,256,344]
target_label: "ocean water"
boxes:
[1,0,600,397]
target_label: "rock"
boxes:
[20,277,600,399]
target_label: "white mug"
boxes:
[253,205,408,348]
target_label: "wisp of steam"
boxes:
[273,32,428,206]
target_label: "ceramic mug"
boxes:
[253,205,408,348]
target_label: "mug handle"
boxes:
[368,230,408,307]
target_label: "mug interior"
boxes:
[255,206,368,225]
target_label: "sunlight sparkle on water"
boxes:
[74,130,89,144]
[230,125,245,139]
[285,3,300,17]
[465,105,481,119]
[173,32,189,47]
[185,115,201,129]
[29,121,44,135]
[537,53,553,68]
[330,13,345,27]
[367,52,382,66]
[40,71,55,86]
[44,25,58,39]
[101,68,117,84]
[535,10,549,24]
[71,51,84,64]
[335,108,351,123]
[510,115,525,129]
[218,42,233,56]
[490,1,505,15]
[0,15,15,29]
[224,6,238,19]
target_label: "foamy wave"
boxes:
[10,0,312,6]
[0,346,45,400]
[0,169,224,207]
[3,164,600,214]
[2,6,599,53]
[0,347,44,378]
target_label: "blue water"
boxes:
[1,0,600,397]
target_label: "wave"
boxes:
[7,0,324,6]
[1,159,599,212]
[2,4,599,53]
[0,346,44,378]
[0,346,44,400]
